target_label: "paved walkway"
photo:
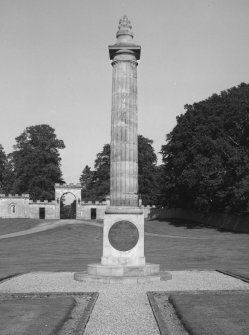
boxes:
[0,219,102,240]
[0,271,248,335]
[0,219,209,240]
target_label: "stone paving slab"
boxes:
[0,271,248,335]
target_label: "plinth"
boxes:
[102,207,145,266]
[74,15,171,283]
[74,206,166,283]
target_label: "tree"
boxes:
[80,165,94,200]
[80,135,160,205]
[137,135,159,205]
[80,144,110,201]
[0,145,14,194]
[60,195,76,219]
[10,124,65,200]
[92,144,110,199]
[161,83,249,213]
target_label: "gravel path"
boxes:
[0,271,248,335]
[0,220,209,240]
[0,220,101,240]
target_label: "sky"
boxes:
[0,0,248,184]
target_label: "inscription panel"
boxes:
[108,220,139,251]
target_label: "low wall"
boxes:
[29,201,56,219]
[0,195,30,218]
[147,208,249,234]
[80,202,108,220]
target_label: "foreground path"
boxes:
[0,271,248,335]
[0,220,209,240]
[0,220,101,240]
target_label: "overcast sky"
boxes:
[0,0,248,183]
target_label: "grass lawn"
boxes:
[145,219,249,275]
[0,219,248,279]
[0,224,103,278]
[0,296,75,335]
[169,292,249,335]
[0,219,43,235]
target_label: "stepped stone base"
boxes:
[87,263,160,276]
[74,263,172,284]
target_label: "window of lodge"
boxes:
[10,204,16,214]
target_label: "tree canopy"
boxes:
[80,135,160,205]
[161,83,249,213]
[137,135,160,205]
[80,165,94,199]
[10,124,65,200]
[0,145,14,194]
[80,144,110,201]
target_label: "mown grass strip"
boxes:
[168,291,249,335]
[0,292,99,335]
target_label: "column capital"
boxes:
[111,59,138,67]
[109,44,141,61]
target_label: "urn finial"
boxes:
[116,15,133,43]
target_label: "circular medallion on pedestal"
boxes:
[108,220,139,251]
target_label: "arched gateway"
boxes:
[55,183,81,219]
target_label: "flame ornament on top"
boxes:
[116,14,134,40]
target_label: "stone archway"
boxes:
[60,192,76,219]
[55,183,81,219]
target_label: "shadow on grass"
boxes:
[155,218,216,229]
[152,218,246,234]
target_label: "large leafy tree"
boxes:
[92,144,110,199]
[0,145,14,194]
[10,124,65,200]
[80,145,110,201]
[137,135,159,205]
[161,83,249,213]
[80,135,160,205]
[79,165,94,199]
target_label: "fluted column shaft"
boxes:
[110,53,138,207]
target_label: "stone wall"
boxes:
[29,200,56,219]
[80,201,109,220]
[0,195,57,219]
[0,195,110,221]
[0,192,157,221]
[0,194,30,218]
[79,202,156,220]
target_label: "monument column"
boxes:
[101,15,145,267]
[74,16,167,283]
[110,49,139,207]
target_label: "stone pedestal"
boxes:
[101,209,145,266]
[74,208,170,283]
